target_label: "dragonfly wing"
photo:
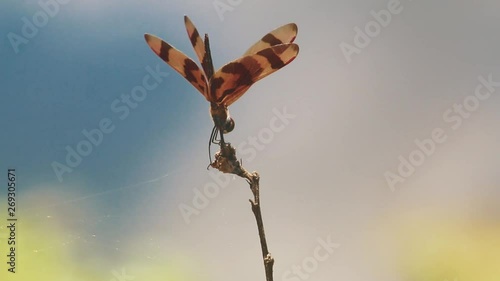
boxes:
[210,43,299,106]
[243,23,298,56]
[144,33,209,100]
[184,16,215,80]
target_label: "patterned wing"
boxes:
[210,43,299,106]
[144,33,209,100]
[243,23,298,56]
[184,16,213,79]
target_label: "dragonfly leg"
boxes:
[207,125,226,169]
[208,126,218,165]
[219,130,225,144]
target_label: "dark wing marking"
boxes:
[144,33,209,100]
[210,43,299,106]
[243,23,298,56]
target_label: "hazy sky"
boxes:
[1,1,500,281]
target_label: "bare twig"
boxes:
[210,142,274,281]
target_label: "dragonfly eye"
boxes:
[223,117,235,134]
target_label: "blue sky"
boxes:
[2,1,500,281]
[1,1,213,192]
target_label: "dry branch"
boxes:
[210,142,275,281]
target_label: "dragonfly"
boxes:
[144,16,299,162]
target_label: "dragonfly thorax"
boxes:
[210,103,235,134]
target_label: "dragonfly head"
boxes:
[223,117,235,134]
